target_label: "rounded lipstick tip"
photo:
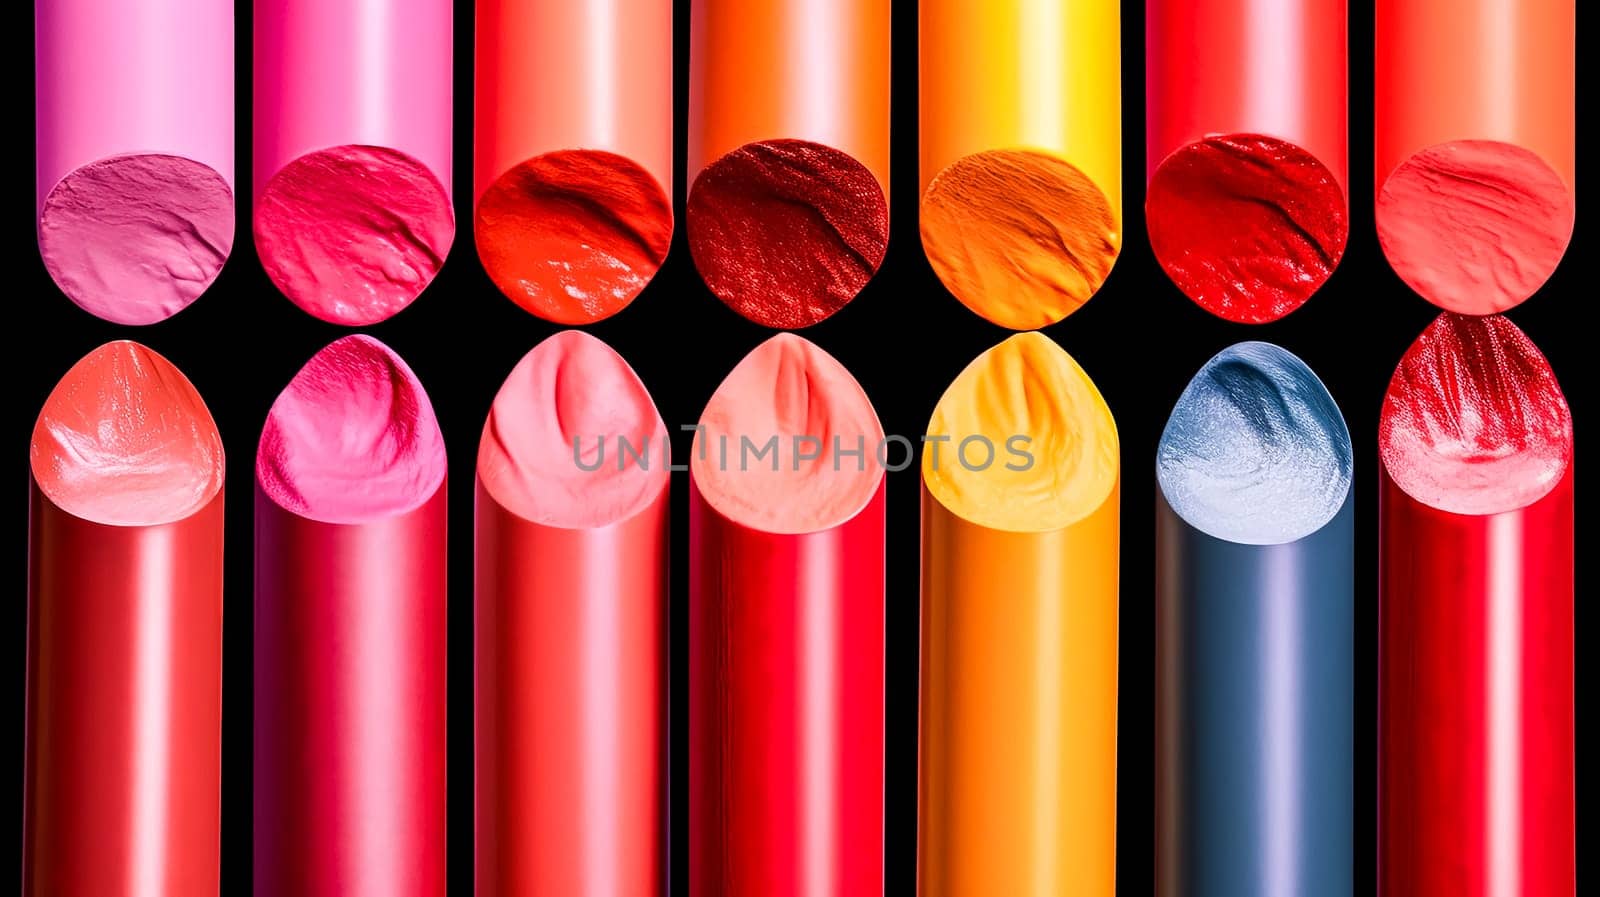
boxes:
[1380,313,1572,515]
[478,330,668,529]
[923,331,1119,533]
[257,334,446,524]
[692,332,884,534]
[1158,341,1352,544]
[32,340,224,526]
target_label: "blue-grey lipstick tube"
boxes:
[1155,342,1353,897]
[1156,496,1352,897]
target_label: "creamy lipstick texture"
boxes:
[1375,0,1574,313]
[689,334,886,894]
[254,0,455,325]
[475,0,674,324]
[25,341,225,897]
[255,335,448,897]
[919,332,1121,895]
[35,0,234,325]
[1146,0,1349,323]
[687,0,891,328]
[1378,314,1574,896]
[920,1,1122,330]
[476,331,670,896]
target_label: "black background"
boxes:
[11,1,1587,894]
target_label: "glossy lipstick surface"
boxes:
[475,1,674,324]
[255,335,448,897]
[689,334,886,895]
[25,341,225,897]
[1380,314,1572,514]
[1145,0,1349,323]
[476,331,669,896]
[1155,343,1353,897]
[1378,314,1574,896]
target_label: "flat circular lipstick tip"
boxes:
[254,145,455,326]
[692,333,884,534]
[32,340,224,526]
[38,153,234,326]
[923,331,1119,533]
[1146,134,1348,324]
[475,150,673,325]
[478,330,668,528]
[686,138,888,329]
[257,335,446,524]
[1377,140,1574,315]
[1158,342,1352,544]
[920,148,1120,331]
[1380,313,1572,515]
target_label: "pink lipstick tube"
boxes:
[254,336,449,897]
[253,1,455,325]
[35,0,235,325]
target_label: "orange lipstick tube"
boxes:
[920,0,1122,330]
[919,333,1121,896]
[686,0,891,328]
[474,0,674,324]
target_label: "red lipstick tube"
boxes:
[24,340,225,897]
[1378,314,1574,896]
[688,479,887,897]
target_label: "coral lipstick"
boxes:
[25,341,225,897]
[476,331,669,896]
[1375,1,1575,314]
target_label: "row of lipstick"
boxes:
[38,0,1575,331]
[25,312,1573,895]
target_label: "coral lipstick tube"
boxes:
[24,342,226,897]
[475,331,670,896]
